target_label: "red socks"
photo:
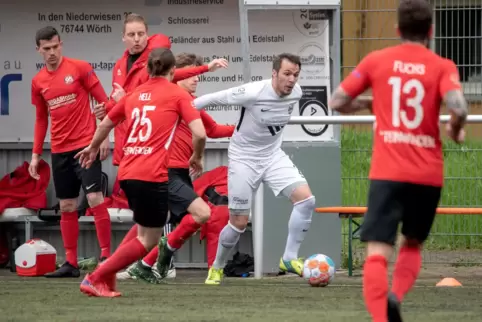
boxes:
[143,248,159,267]
[363,255,388,322]
[142,215,202,267]
[90,203,111,259]
[119,225,138,247]
[137,215,202,267]
[60,211,79,267]
[168,215,202,249]
[91,237,147,283]
[391,246,421,302]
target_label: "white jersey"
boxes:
[193,79,302,161]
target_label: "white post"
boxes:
[253,183,264,279]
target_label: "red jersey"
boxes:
[106,34,209,166]
[32,57,108,154]
[0,160,50,213]
[341,43,462,187]
[108,78,201,183]
[193,166,228,200]
[169,94,234,169]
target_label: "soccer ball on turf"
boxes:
[302,254,335,287]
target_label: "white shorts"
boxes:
[228,150,307,211]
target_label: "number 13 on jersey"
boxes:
[388,76,425,129]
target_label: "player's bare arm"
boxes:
[187,119,207,176]
[75,117,116,169]
[207,58,229,72]
[444,89,468,143]
[29,99,49,180]
[329,87,372,113]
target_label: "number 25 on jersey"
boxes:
[127,105,156,143]
[388,76,425,129]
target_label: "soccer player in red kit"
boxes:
[93,13,228,167]
[118,53,234,283]
[329,1,468,321]
[29,26,113,278]
[76,47,206,297]
[117,165,230,282]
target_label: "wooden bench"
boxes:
[315,206,482,276]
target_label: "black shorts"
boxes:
[360,179,442,245]
[120,180,169,228]
[168,168,198,222]
[51,147,102,200]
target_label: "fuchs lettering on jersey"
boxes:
[380,130,435,148]
[139,93,151,101]
[47,93,77,109]
[123,146,153,155]
[393,60,426,75]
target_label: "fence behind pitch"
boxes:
[340,0,482,266]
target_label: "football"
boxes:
[302,254,336,287]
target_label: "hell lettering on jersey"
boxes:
[139,92,151,101]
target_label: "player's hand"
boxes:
[208,58,229,72]
[28,155,40,180]
[93,103,106,119]
[99,137,110,161]
[189,154,204,178]
[74,145,100,169]
[445,123,465,144]
[112,83,126,102]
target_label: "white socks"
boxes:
[282,196,315,261]
[212,222,245,269]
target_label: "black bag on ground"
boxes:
[223,252,254,277]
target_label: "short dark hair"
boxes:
[272,53,301,72]
[147,48,176,77]
[175,52,204,68]
[35,26,60,47]
[124,13,148,33]
[397,0,433,41]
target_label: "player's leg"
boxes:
[205,162,256,285]
[205,205,230,268]
[116,223,175,281]
[388,183,441,320]
[76,152,111,260]
[44,152,82,278]
[360,180,403,322]
[156,170,210,279]
[119,224,139,247]
[263,152,315,277]
[80,180,169,297]
[114,224,140,280]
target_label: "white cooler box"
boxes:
[15,239,57,277]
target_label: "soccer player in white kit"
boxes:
[193,53,316,285]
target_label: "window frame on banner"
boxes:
[237,0,341,279]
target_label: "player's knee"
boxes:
[59,199,77,213]
[137,228,163,250]
[294,195,316,219]
[289,183,313,204]
[229,211,249,231]
[367,241,393,259]
[190,200,211,224]
[86,192,104,207]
